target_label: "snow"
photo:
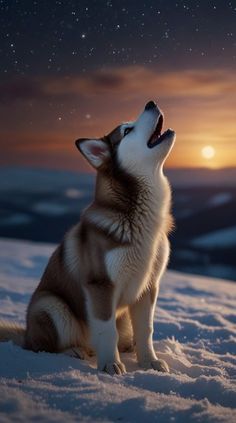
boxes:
[207,193,232,207]
[0,213,32,225]
[64,188,84,199]
[0,238,235,422]
[32,202,71,216]
[192,226,236,248]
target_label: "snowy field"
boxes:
[0,238,236,422]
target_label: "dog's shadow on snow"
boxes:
[0,341,167,379]
[0,339,185,379]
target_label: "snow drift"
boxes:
[0,238,235,422]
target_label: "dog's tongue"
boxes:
[149,114,164,146]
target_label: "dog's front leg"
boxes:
[130,286,169,373]
[90,316,126,375]
[85,288,126,375]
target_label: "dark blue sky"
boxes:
[1,0,235,76]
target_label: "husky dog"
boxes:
[0,101,175,375]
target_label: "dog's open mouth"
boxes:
[147,114,169,148]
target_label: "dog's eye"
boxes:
[124,127,134,137]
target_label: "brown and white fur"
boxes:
[0,101,175,375]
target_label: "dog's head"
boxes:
[75,101,175,179]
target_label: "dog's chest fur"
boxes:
[105,213,169,307]
[105,239,165,307]
[83,176,171,308]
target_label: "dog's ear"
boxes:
[75,138,110,169]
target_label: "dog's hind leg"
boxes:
[117,310,134,353]
[25,294,84,355]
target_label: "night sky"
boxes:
[1,0,236,171]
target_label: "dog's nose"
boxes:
[145,100,157,110]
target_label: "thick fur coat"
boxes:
[0,101,175,375]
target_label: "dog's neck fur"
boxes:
[83,167,172,245]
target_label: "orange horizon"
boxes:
[1,66,235,170]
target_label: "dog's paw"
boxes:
[102,361,126,375]
[140,359,169,373]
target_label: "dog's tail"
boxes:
[0,320,25,347]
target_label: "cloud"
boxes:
[45,66,236,98]
[0,79,44,103]
[1,66,236,105]
[90,72,125,89]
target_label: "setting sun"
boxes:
[201,145,216,160]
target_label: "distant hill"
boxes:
[0,167,95,192]
[1,166,236,191]
[166,167,236,188]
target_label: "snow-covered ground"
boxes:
[0,239,235,422]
